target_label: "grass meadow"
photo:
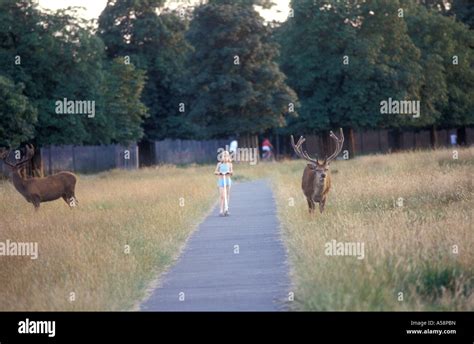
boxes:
[253,147,473,311]
[0,147,472,310]
[0,165,217,310]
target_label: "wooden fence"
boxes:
[0,144,138,177]
[1,127,472,177]
[275,127,474,158]
[142,138,230,165]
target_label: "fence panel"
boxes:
[154,139,229,164]
[41,144,138,174]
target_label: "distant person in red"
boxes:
[261,137,274,161]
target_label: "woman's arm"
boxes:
[214,163,221,175]
[229,163,233,175]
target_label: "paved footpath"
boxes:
[141,179,290,311]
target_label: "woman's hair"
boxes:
[221,150,231,163]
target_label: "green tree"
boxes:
[103,58,149,144]
[405,3,449,126]
[184,1,297,147]
[0,1,94,175]
[0,1,149,174]
[0,1,112,145]
[98,1,191,139]
[0,76,37,148]
[36,10,111,146]
[404,2,474,146]
[278,0,424,155]
[437,15,474,145]
[277,0,362,155]
[451,0,474,28]
[356,0,424,140]
[98,0,166,58]
[210,0,275,8]
[417,0,450,12]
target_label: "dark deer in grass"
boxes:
[291,129,344,214]
[0,145,78,210]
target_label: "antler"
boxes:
[291,135,319,164]
[0,148,9,160]
[0,144,35,168]
[0,148,15,167]
[25,144,35,160]
[326,128,344,163]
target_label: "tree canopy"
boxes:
[183,1,297,139]
[98,1,191,140]
[0,0,472,154]
[0,0,149,148]
[277,0,473,143]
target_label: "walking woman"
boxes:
[214,151,233,216]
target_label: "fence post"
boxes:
[276,133,280,159]
[48,147,52,175]
[359,131,364,154]
[378,130,382,152]
[72,146,76,172]
[134,144,139,169]
[93,147,98,172]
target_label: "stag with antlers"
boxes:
[291,129,344,214]
[0,145,78,210]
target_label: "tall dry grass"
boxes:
[0,165,217,310]
[1,148,472,311]
[259,148,473,310]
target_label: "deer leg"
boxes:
[70,196,78,207]
[307,197,315,214]
[71,191,78,205]
[63,195,74,207]
[319,197,326,214]
[64,193,78,208]
[31,195,41,210]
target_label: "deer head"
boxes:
[0,144,35,171]
[291,129,344,181]
[291,129,344,213]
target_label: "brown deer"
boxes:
[0,144,78,210]
[291,129,344,214]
